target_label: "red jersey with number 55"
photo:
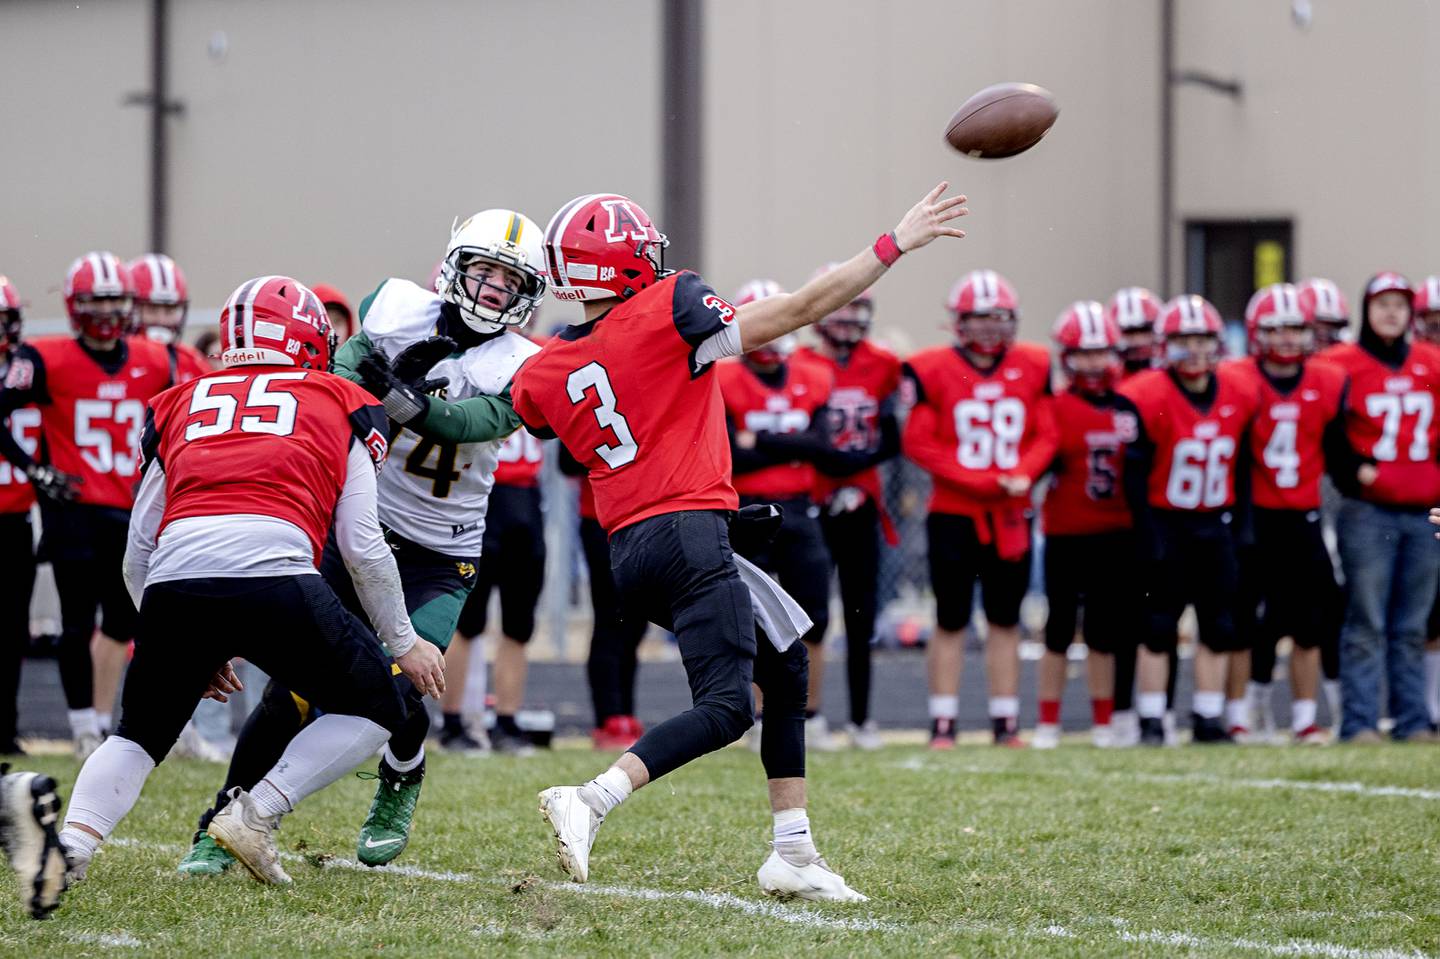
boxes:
[142,367,389,564]
[1042,391,1137,535]
[1320,340,1440,507]
[511,271,738,533]
[718,356,834,499]
[0,404,41,514]
[1119,367,1259,511]
[1227,356,1346,511]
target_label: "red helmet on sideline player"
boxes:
[1297,277,1351,348]
[946,269,1018,355]
[1412,275,1440,345]
[64,251,133,343]
[1052,300,1122,394]
[1157,294,1223,378]
[0,276,22,354]
[129,253,189,344]
[218,275,335,372]
[734,279,790,367]
[543,193,670,302]
[1245,282,1311,364]
[1106,286,1164,372]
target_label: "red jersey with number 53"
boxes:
[2,336,173,510]
[718,356,833,499]
[793,340,901,505]
[142,367,389,564]
[1043,391,1137,535]
[1227,356,1346,511]
[1320,340,1440,507]
[1119,367,1259,512]
[901,343,1056,517]
[511,271,738,534]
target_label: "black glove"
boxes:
[390,336,456,387]
[26,464,81,502]
[729,503,784,555]
[357,353,432,427]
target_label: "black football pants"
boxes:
[820,500,880,726]
[582,516,648,726]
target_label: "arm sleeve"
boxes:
[334,440,419,656]
[0,347,46,470]
[411,386,523,444]
[694,323,743,368]
[331,330,375,387]
[123,460,167,608]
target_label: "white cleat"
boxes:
[1031,723,1061,750]
[1091,724,1114,748]
[538,786,603,883]
[1109,710,1140,748]
[206,788,290,884]
[0,770,68,918]
[169,721,231,763]
[845,720,884,751]
[757,849,868,902]
[805,715,840,752]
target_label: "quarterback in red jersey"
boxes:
[903,269,1057,748]
[0,252,174,758]
[1225,284,1347,743]
[129,254,208,383]
[1118,295,1259,745]
[792,273,902,750]
[1033,302,1139,750]
[514,183,967,900]
[0,278,38,754]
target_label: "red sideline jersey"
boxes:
[170,341,211,384]
[512,271,739,534]
[1319,341,1440,508]
[1042,391,1137,535]
[142,367,389,565]
[718,356,833,499]
[901,343,1056,517]
[1227,356,1346,512]
[1118,367,1259,512]
[0,404,40,514]
[2,336,173,510]
[494,428,544,488]
[794,340,901,505]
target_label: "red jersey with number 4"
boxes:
[0,404,41,514]
[1320,341,1440,507]
[1119,367,1260,512]
[1042,391,1137,535]
[1227,357,1346,511]
[494,429,545,488]
[794,340,901,505]
[4,336,173,510]
[512,271,739,534]
[902,343,1056,517]
[142,367,389,564]
[718,357,833,499]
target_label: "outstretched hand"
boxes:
[893,181,969,253]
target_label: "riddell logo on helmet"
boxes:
[552,288,586,302]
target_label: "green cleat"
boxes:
[177,832,235,877]
[356,757,425,867]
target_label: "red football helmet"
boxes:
[129,253,189,343]
[1414,275,1440,345]
[810,262,875,351]
[1245,283,1310,364]
[946,269,1018,355]
[218,275,335,371]
[733,278,784,307]
[1157,294,1223,376]
[543,193,670,302]
[64,251,133,342]
[0,276,22,353]
[1297,277,1351,348]
[1053,300,1122,393]
[1106,286,1164,373]
[733,280,788,365]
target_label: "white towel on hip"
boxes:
[732,553,813,652]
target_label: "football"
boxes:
[943,82,1059,158]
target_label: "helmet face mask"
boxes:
[1063,347,1121,393]
[1255,322,1312,365]
[956,311,1015,356]
[138,302,186,343]
[1165,333,1220,377]
[1120,330,1160,371]
[71,295,133,343]
[439,210,547,333]
[817,300,873,351]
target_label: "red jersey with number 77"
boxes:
[1226,356,1346,512]
[141,367,389,564]
[511,271,739,534]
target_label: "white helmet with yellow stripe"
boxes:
[438,209,547,333]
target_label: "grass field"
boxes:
[0,742,1435,957]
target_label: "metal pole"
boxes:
[662,0,703,271]
[149,0,169,253]
[1160,0,1174,296]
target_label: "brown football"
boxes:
[943,82,1058,159]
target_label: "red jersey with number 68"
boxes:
[512,272,739,534]
[1119,367,1259,511]
[718,357,833,499]
[142,367,389,564]
[1042,391,1137,535]
[1320,340,1440,507]
[1226,356,1346,511]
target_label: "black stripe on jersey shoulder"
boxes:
[559,311,608,341]
[139,405,162,474]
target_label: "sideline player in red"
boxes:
[515,184,967,900]
[1108,286,1165,379]
[0,278,39,755]
[129,254,208,383]
[0,253,173,758]
[1118,295,1259,745]
[793,276,902,751]
[903,269,1057,748]
[1299,277,1352,350]
[1417,276,1440,732]
[1032,302,1137,750]
[1226,284,1347,743]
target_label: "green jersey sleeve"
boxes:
[331,330,373,386]
[414,384,522,444]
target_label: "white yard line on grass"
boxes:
[64,931,143,948]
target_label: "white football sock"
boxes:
[96,712,113,735]
[580,766,632,817]
[987,696,1019,719]
[773,807,817,865]
[1192,691,1224,719]
[260,713,389,810]
[1292,698,1317,733]
[928,695,959,720]
[58,825,100,865]
[383,743,424,773]
[1137,692,1166,719]
[63,735,155,842]
[1225,699,1249,730]
[1425,650,1440,725]
[67,708,99,739]
[249,780,293,819]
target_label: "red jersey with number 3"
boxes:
[1119,367,1259,512]
[902,343,1056,517]
[142,367,389,564]
[0,403,40,514]
[794,340,901,505]
[5,336,173,510]
[1320,341,1440,507]
[1227,357,1346,511]
[718,357,833,499]
[1043,391,1137,535]
[511,271,739,534]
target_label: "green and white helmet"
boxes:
[437,209,547,333]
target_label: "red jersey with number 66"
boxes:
[1226,356,1346,511]
[142,367,389,564]
[512,271,739,534]
[1042,391,1137,535]
[1119,367,1259,511]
